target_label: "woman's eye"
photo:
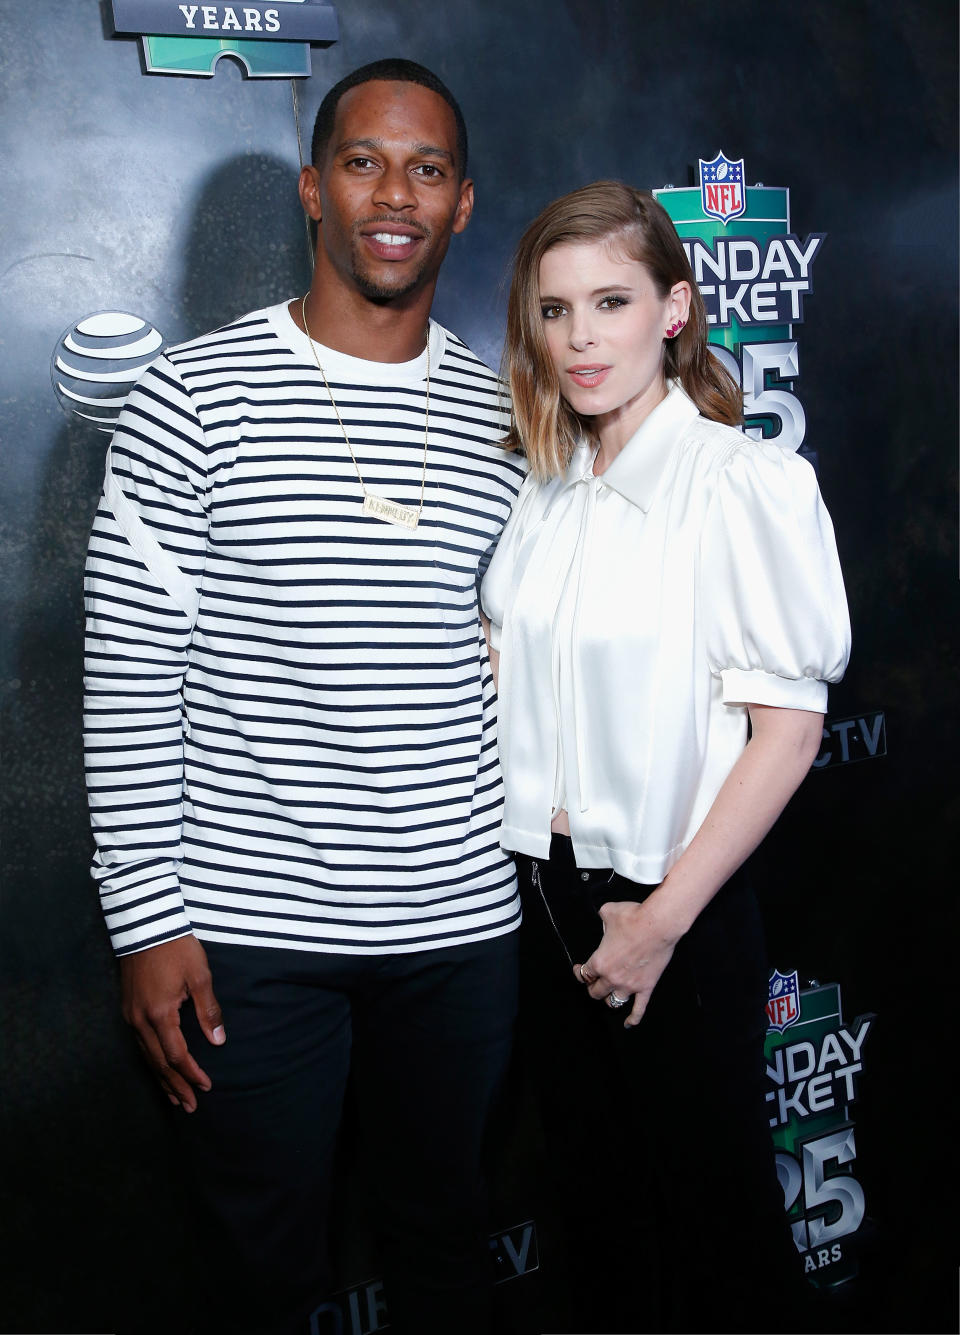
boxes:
[599,296,627,310]
[540,304,566,320]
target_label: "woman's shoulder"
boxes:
[680,413,747,463]
[679,413,817,491]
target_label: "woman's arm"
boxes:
[578,703,824,1026]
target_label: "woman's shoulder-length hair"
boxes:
[503,180,742,480]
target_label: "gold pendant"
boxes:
[363,493,420,530]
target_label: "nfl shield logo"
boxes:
[699,151,746,223]
[766,968,801,1033]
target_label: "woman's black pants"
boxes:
[517,835,806,1334]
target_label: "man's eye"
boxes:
[540,304,566,320]
[346,157,376,170]
[414,163,443,177]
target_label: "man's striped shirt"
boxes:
[84,302,524,957]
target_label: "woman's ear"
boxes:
[664,281,692,339]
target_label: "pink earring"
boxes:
[666,318,686,339]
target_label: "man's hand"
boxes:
[120,935,225,1112]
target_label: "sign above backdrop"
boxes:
[110,0,338,76]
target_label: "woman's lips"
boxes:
[567,364,611,388]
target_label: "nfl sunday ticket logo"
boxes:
[110,0,338,76]
[655,155,824,457]
[765,977,874,1285]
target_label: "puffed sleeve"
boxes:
[701,441,851,710]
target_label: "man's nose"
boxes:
[373,165,416,211]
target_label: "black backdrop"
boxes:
[1,2,957,1332]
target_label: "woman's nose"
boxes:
[568,313,596,350]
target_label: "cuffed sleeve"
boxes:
[83,358,209,955]
[702,443,851,709]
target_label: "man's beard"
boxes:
[350,265,427,302]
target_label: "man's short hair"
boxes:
[310,58,469,180]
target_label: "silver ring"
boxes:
[608,991,629,1009]
[578,964,590,984]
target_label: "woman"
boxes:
[482,182,850,1333]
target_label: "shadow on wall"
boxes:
[177,152,313,334]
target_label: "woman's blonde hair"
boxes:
[503,180,743,479]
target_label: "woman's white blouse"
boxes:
[481,381,851,884]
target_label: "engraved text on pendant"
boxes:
[363,494,419,530]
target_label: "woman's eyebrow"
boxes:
[539,284,634,301]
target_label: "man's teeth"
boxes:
[372,232,412,246]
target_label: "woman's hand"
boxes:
[575,891,685,1028]
[574,704,825,1028]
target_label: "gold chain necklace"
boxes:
[300,294,430,530]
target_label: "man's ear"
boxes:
[299,164,323,223]
[452,178,475,235]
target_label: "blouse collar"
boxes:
[561,380,701,513]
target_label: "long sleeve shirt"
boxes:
[85,302,525,955]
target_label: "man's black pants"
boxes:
[179,932,519,1335]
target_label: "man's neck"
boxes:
[293,282,435,364]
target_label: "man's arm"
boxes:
[84,357,224,1108]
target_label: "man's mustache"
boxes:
[353,214,431,239]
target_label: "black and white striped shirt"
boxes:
[84,302,524,957]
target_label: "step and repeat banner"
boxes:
[2,2,956,1332]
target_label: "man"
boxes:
[84,58,523,1335]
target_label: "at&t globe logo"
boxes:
[51,311,164,434]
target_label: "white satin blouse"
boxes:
[481,381,851,883]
